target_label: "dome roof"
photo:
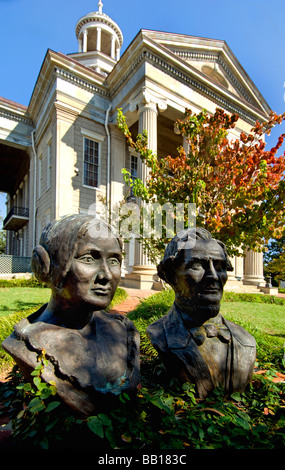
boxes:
[75,2,123,48]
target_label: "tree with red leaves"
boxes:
[117,107,285,261]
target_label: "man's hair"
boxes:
[157,227,233,285]
[31,214,122,289]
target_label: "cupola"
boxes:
[71,2,123,75]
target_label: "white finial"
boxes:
[98,1,103,14]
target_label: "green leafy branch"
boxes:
[4,352,81,449]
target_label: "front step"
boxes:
[224,282,264,294]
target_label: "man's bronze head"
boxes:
[157,228,233,321]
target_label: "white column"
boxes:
[111,35,116,59]
[123,89,167,289]
[78,37,83,53]
[96,27,101,52]
[243,250,265,286]
[235,254,244,280]
[133,101,158,268]
[139,104,158,148]
[227,256,236,282]
[83,29,88,53]
[123,100,158,288]
[228,249,244,282]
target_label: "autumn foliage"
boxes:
[117,107,285,258]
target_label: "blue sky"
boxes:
[1,0,285,225]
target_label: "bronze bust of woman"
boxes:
[2,215,140,417]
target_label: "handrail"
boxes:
[3,206,29,226]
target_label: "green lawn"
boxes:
[221,301,285,367]
[0,286,128,316]
[221,301,285,338]
[0,287,51,316]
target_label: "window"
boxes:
[130,154,138,199]
[83,137,99,188]
[131,154,138,180]
[46,144,51,190]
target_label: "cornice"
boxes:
[0,107,33,126]
[54,67,109,98]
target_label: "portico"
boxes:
[120,91,266,289]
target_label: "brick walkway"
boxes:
[109,287,158,315]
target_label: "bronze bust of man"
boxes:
[147,227,256,399]
[2,215,140,417]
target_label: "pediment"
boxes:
[168,47,257,106]
[141,30,270,116]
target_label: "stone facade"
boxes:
[0,3,271,290]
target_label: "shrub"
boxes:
[1,358,284,450]
[128,289,174,322]
[0,278,47,288]
[0,305,43,371]
[223,291,285,305]
[1,287,284,450]
[0,357,83,449]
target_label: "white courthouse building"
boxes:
[0,2,270,290]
